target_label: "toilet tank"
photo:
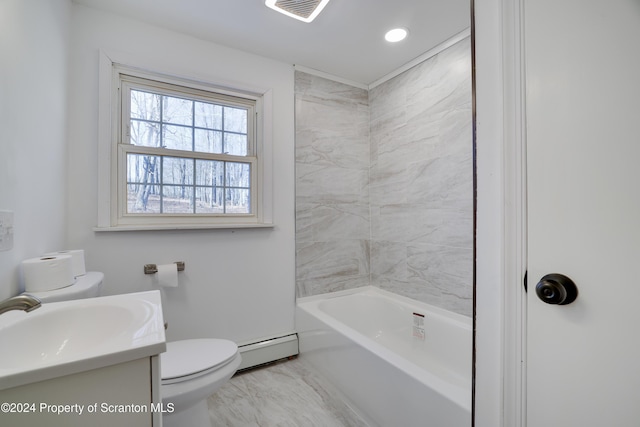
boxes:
[25,272,104,303]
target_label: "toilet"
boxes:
[161,338,241,426]
[25,271,241,427]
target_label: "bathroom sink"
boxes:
[0,291,166,391]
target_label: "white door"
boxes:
[525,0,640,426]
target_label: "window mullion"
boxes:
[222,161,227,214]
[191,101,196,151]
[159,96,164,213]
[221,106,226,154]
[192,101,196,214]
[192,159,197,214]
[123,145,253,163]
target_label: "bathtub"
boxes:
[296,286,472,427]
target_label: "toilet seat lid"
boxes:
[161,338,238,380]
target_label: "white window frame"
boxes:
[96,51,274,231]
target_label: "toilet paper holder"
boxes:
[144,262,185,274]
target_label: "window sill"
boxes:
[93,223,275,232]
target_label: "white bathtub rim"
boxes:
[296,287,472,412]
[298,286,472,326]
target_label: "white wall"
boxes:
[67,5,296,344]
[0,0,71,300]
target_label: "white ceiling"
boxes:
[72,0,470,86]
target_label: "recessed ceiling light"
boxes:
[265,0,331,23]
[385,28,409,43]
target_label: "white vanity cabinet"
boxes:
[0,355,163,427]
[0,291,166,427]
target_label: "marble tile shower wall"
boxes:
[295,37,473,317]
[295,72,371,297]
[369,38,473,316]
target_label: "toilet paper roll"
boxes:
[156,263,179,288]
[22,255,75,292]
[43,249,86,277]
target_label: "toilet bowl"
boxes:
[161,339,242,427]
[26,271,241,427]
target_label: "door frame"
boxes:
[473,0,527,426]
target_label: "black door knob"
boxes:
[535,273,578,305]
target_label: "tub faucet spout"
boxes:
[0,294,42,316]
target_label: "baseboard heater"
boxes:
[237,333,298,371]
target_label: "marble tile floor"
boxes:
[207,357,371,427]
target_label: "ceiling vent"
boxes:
[265,0,331,23]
